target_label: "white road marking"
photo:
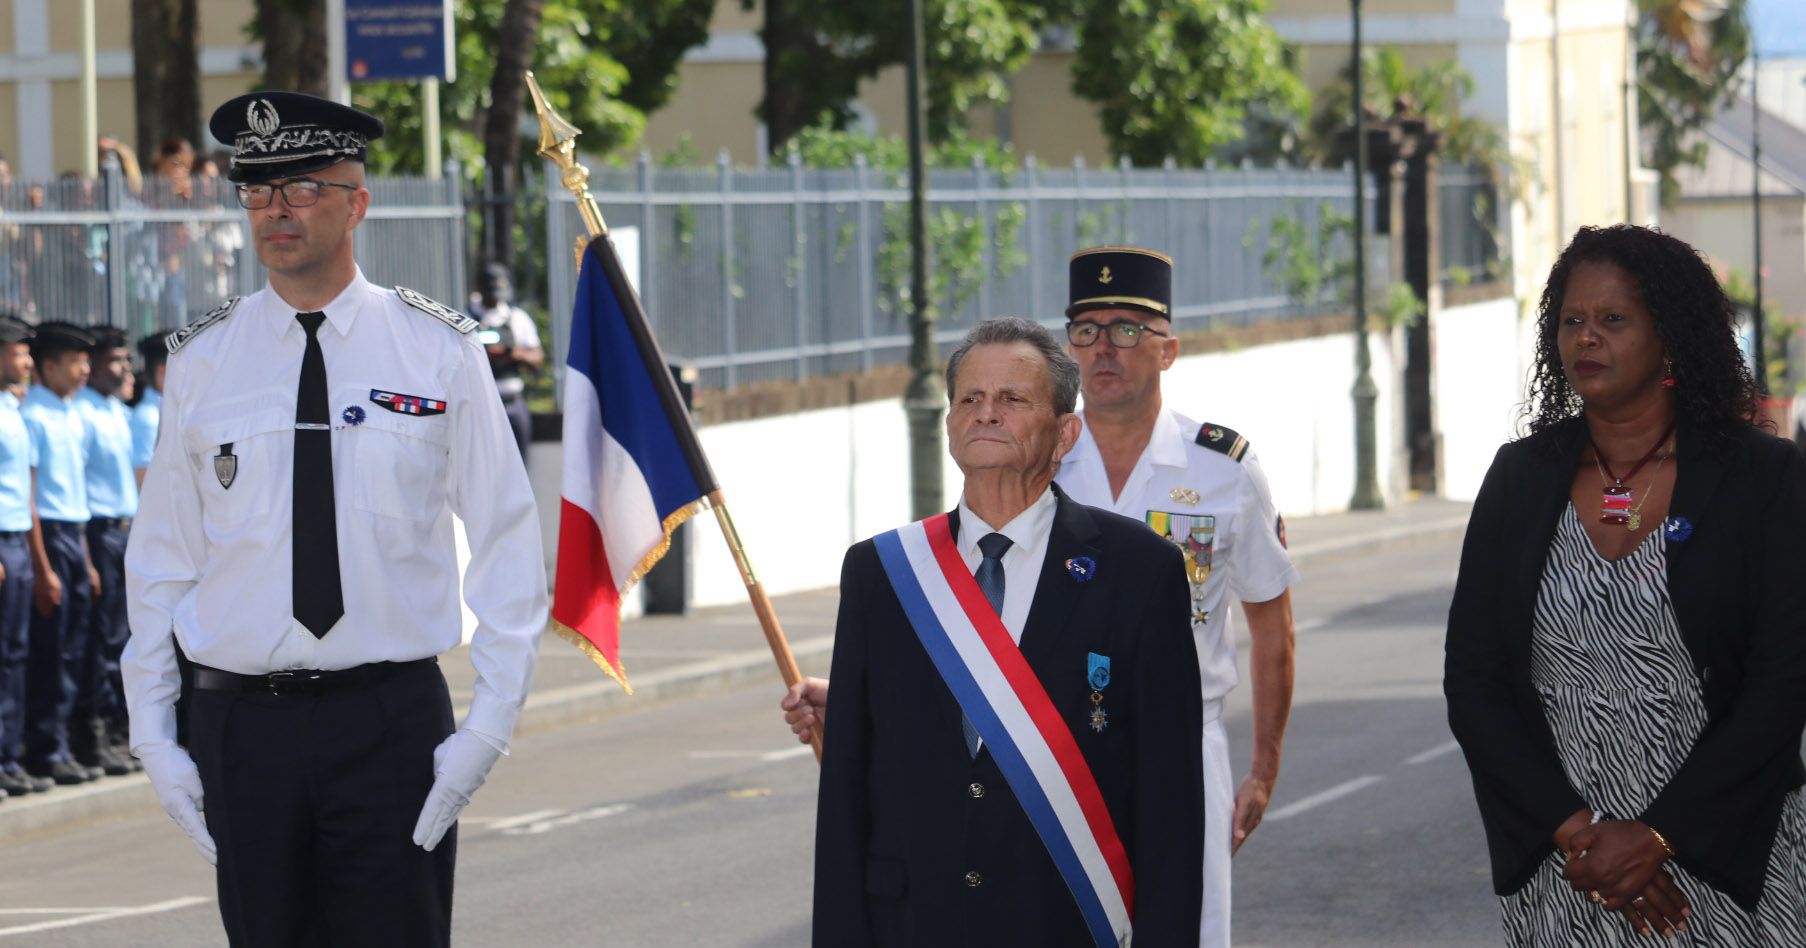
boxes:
[1264,775,1386,822]
[1294,617,1328,633]
[0,896,212,937]
[496,803,633,836]
[1405,740,1462,766]
[690,746,815,762]
[481,809,566,831]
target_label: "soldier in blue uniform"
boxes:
[73,326,138,775]
[0,316,46,796]
[131,331,169,486]
[21,322,98,785]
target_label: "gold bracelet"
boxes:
[1648,825,1677,857]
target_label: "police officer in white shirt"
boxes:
[781,247,1300,948]
[121,91,547,948]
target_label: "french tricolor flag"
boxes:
[556,235,717,692]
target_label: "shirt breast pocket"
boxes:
[183,409,286,532]
[345,411,450,522]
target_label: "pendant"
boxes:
[1627,511,1642,532]
[1089,691,1108,732]
[1601,482,1632,526]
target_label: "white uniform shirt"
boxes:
[954,485,1056,645]
[121,268,548,753]
[1056,407,1296,703]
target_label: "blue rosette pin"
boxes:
[1662,516,1692,543]
[342,405,366,427]
[1065,556,1096,583]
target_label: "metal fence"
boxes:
[1438,165,1506,286]
[0,168,466,340]
[548,155,1504,391]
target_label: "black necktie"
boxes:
[293,312,343,637]
[964,532,1013,757]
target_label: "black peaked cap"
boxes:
[30,322,95,356]
[209,91,385,183]
[1066,246,1174,319]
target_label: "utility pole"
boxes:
[1350,0,1384,511]
[903,0,942,519]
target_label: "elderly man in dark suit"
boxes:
[813,316,1204,948]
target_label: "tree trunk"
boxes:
[482,0,547,269]
[759,0,810,154]
[258,0,329,97]
[131,0,201,156]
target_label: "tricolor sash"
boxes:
[872,513,1133,948]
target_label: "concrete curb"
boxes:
[0,511,1465,842]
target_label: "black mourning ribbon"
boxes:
[293,312,344,638]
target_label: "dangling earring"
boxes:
[1661,358,1676,389]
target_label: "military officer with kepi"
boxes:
[1057,246,1298,948]
[122,91,548,948]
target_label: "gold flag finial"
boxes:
[524,70,608,238]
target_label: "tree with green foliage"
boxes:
[1062,0,1307,166]
[1636,0,1750,204]
[1306,47,1509,179]
[751,0,1045,151]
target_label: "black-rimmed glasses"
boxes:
[1066,319,1169,349]
[236,179,359,210]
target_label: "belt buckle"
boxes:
[267,671,297,696]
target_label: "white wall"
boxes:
[1432,295,1530,501]
[522,298,1519,607]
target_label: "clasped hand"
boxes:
[1562,817,1690,937]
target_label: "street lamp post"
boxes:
[1350,0,1384,510]
[902,0,943,520]
[1751,43,1766,393]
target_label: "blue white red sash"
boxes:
[872,513,1133,948]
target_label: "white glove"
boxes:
[137,742,217,865]
[411,729,504,852]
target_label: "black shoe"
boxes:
[0,769,34,796]
[94,745,132,777]
[26,759,92,786]
[4,767,52,793]
[106,719,142,772]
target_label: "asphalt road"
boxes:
[0,532,1502,947]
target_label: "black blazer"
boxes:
[1444,417,1806,909]
[812,486,1205,947]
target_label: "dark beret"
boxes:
[85,325,128,353]
[0,318,34,345]
[30,322,95,356]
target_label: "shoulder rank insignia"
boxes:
[395,286,478,334]
[165,297,241,354]
[1195,423,1249,462]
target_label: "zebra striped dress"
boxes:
[1499,504,1806,946]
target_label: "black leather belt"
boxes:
[193,658,436,697]
[90,517,132,531]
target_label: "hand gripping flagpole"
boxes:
[527,72,821,762]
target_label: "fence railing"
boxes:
[0,168,466,340]
[1438,165,1506,286]
[548,155,1503,392]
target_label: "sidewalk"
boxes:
[0,495,1471,841]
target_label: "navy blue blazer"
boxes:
[1445,417,1806,909]
[812,486,1204,947]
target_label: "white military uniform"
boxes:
[121,266,547,756]
[1056,405,1297,948]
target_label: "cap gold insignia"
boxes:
[1169,487,1199,506]
[1098,266,1113,285]
[247,98,280,137]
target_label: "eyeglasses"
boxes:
[236,179,359,210]
[1066,319,1170,349]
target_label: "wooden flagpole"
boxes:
[526,72,821,762]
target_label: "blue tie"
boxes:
[964,532,1013,756]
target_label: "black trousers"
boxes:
[24,519,90,765]
[78,519,129,725]
[0,531,32,768]
[189,660,456,948]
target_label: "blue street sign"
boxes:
[345,0,455,82]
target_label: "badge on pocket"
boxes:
[214,443,237,489]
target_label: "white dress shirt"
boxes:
[955,485,1057,646]
[1057,407,1296,704]
[122,268,548,753]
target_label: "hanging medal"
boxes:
[1086,653,1111,733]
[1593,421,1674,531]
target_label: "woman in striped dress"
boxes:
[1445,225,1806,945]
